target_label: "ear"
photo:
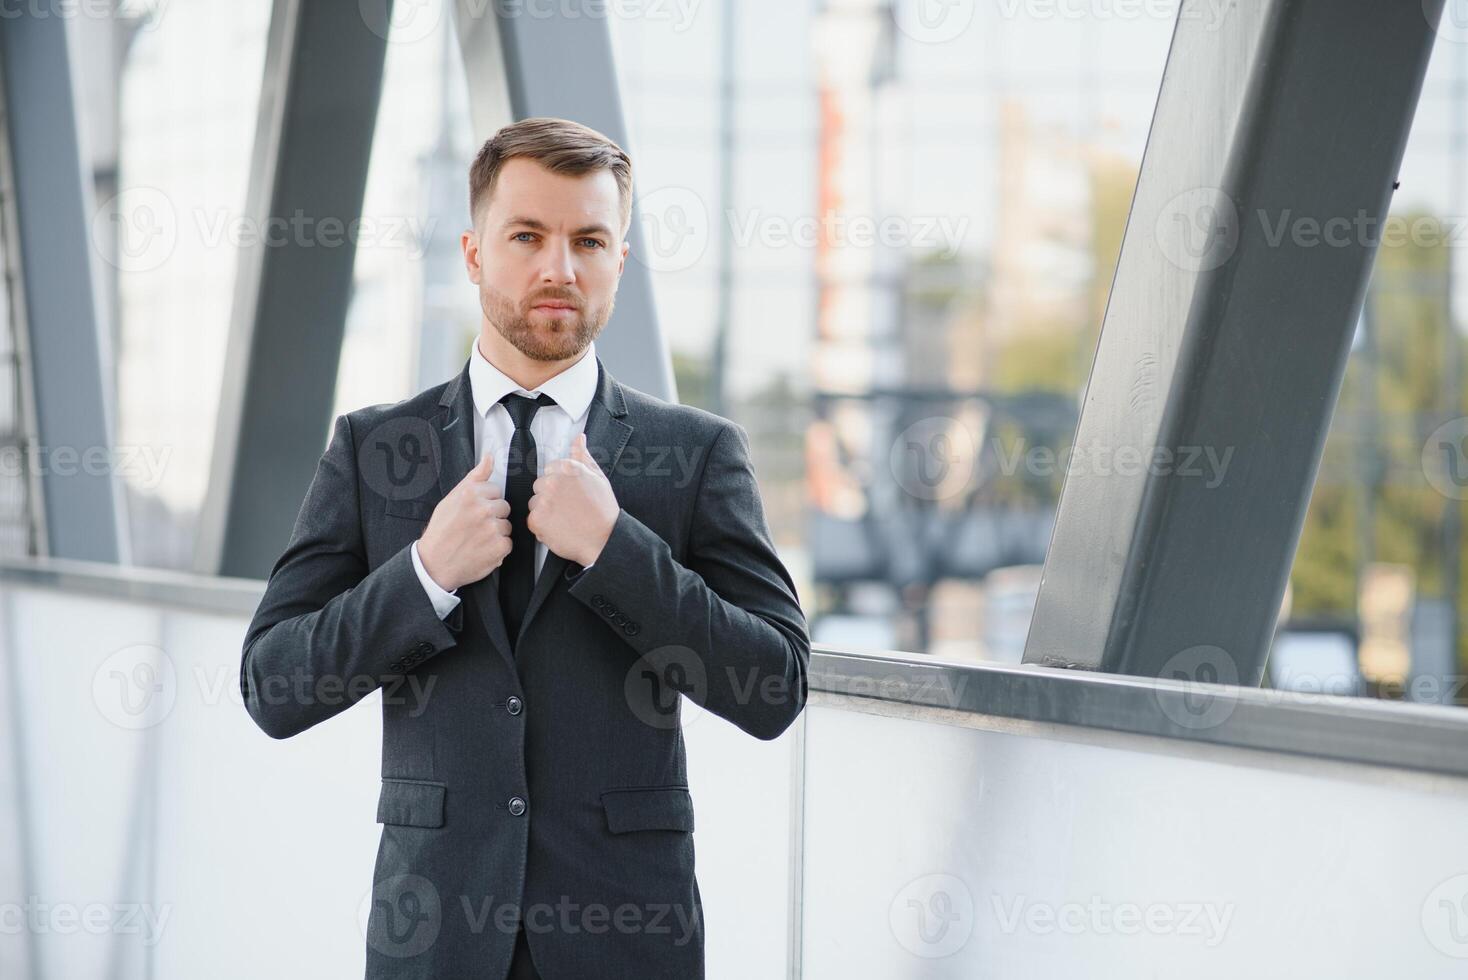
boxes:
[461,228,482,283]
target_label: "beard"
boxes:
[480,283,613,362]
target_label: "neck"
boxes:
[477,326,586,391]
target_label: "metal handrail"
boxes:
[4,555,1467,779]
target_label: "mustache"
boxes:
[526,291,581,308]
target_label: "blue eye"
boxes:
[581,239,604,249]
[513,232,535,243]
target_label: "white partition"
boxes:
[0,579,794,979]
[799,699,1468,979]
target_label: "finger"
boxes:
[469,479,504,501]
[572,432,595,463]
[467,449,494,481]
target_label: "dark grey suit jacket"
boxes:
[239,354,810,978]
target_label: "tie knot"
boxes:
[500,392,556,429]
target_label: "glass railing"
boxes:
[2,557,1466,977]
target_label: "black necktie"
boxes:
[499,392,556,648]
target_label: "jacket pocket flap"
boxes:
[600,786,695,834]
[384,497,436,521]
[377,779,446,828]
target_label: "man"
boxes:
[239,117,810,978]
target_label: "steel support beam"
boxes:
[452,0,676,400]
[0,14,127,563]
[1023,0,1445,685]
[196,0,393,578]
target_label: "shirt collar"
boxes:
[469,337,598,424]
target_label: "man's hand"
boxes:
[527,432,618,567]
[417,451,513,591]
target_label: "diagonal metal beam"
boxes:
[0,13,127,563]
[452,0,675,400]
[196,0,394,578]
[1023,0,1446,685]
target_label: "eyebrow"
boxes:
[502,215,613,238]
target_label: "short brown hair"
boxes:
[468,117,633,235]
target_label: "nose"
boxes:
[539,239,576,285]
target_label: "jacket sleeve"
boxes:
[564,421,810,740]
[239,413,464,739]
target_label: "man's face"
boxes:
[462,157,630,362]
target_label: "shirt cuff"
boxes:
[411,539,461,620]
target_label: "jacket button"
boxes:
[414,641,432,656]
[508,796,526,816]
[591,595,605,606]
[624,623,639,636]
[506,696,523,716]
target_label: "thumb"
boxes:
[467,449,494,481]
[572,432,597,466]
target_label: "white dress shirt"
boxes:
[410,338,600,619]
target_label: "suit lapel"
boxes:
[514,354,633,652]
[436,361,516,669]
[435,353,635,668]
